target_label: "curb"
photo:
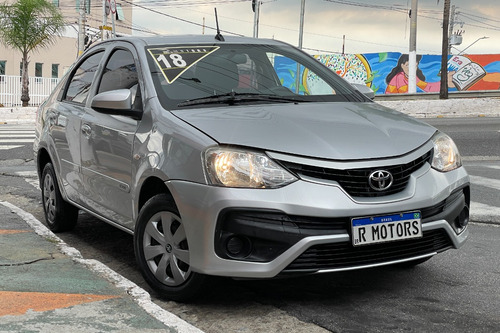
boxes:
[0,200,203,333]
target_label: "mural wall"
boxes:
[308,53,500,95]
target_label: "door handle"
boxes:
[81,124,92,139]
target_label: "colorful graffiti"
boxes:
[276,53,500,95]
[362,52,500,94]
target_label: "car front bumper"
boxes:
[167,164,470,278]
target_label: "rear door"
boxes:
[79,44,143,228]
[51,50,105,204]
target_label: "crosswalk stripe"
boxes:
[0,145,24,150]
[470,201,500,223]
[0,131,35,134]
[470,175,500,191]
[0,134,35,138]
[0,139,34,143]
[0,126,35,150]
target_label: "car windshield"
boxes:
[146,43,366,110]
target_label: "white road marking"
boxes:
[0,145,23,150]
[24,177,40,190]
[0,131,35,134]
[470,201,500,224]
[0,134,35,138]
[0,139,34,143]
[470,175,500,191]
[0,127,35,150]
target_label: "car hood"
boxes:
[171,102,436,160]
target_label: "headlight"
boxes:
[431,132,462,172]
[204,147,297,188]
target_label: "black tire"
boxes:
[134,194,206,302]
[41,163,78,232]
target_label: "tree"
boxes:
[0,0,65,106]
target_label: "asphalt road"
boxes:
[424,117,500,158]
[1,118,499,333]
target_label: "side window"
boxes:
[98,49,141,109]
[64,51,104,104]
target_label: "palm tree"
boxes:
[0,0,65,106]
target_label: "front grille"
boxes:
[283,229,452,273]
[279,150,433,197]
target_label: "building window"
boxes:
[0,61,5,82]
[76,0,91,14]
[116,4,124,21]
[52,0,59,7]
[52,64,59,78]
[35,63,43,77]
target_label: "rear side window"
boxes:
[63,51,104,104]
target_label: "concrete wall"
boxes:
[2,98,499,124]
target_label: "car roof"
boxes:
[95,35,291,49]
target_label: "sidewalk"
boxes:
[0,201,202,333]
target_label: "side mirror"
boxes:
[91,89,142,120]
[351,83,375,100]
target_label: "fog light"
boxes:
[455,206,469,232]
[226,236,252,258]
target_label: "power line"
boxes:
[458,12,500,31]
[121,0,245,36]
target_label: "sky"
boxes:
[130,0,500,55]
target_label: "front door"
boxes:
[79,47,142,228]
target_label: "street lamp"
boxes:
[458,36,489,55]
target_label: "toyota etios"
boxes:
[34,35,470,301]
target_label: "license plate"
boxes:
[351,212,422,246]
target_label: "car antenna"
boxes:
[214,8,225,41]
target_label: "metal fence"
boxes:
[0,75,59,107]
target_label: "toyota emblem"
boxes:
[368,170,393,191]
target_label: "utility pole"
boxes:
[77,1,86,57]
[102,0,108,40]
[440,0,451,99]
[298,0,306,49]
[252,0,261,38]
[296,0,306,94]
[448,5,456,54]
[408,0,418,94]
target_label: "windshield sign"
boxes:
[147,46,220,84]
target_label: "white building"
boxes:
[0,0,133,78]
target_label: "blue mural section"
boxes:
[275,52,500,95]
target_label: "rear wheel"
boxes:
[134,194,206,302]
[41,163,78,232]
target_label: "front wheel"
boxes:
[41,163,78,232]
[134,194,206,302]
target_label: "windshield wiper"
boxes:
[177,92,306,107]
